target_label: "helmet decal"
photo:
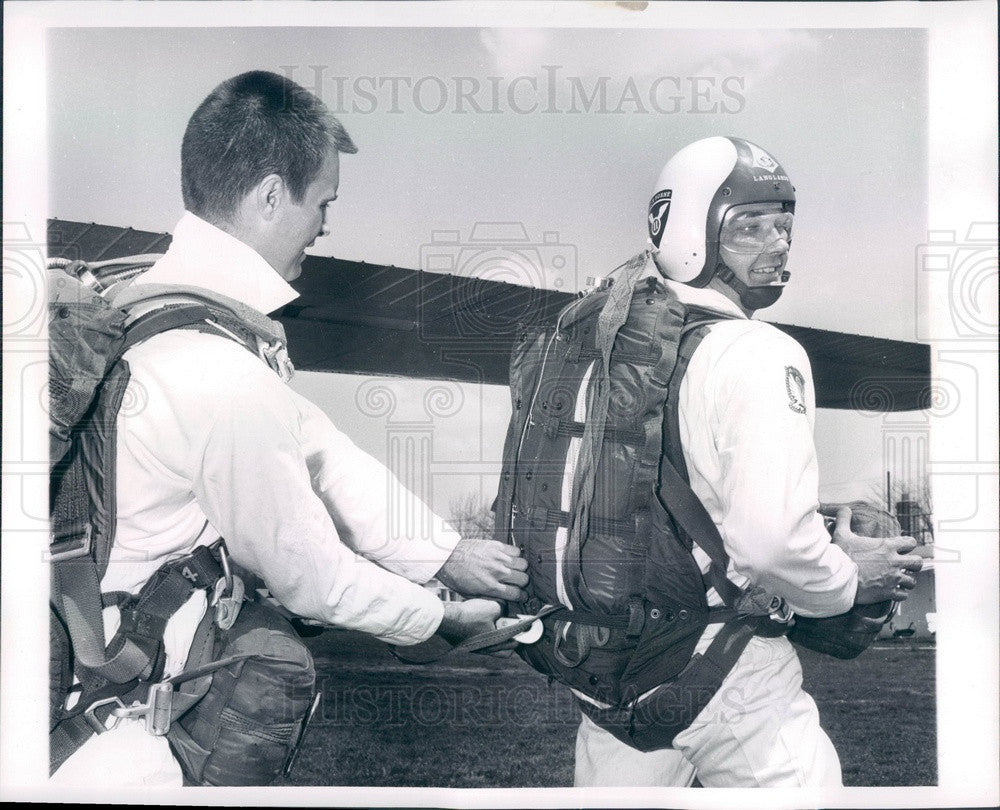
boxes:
[647,189,673,248]
[747,142,779,172]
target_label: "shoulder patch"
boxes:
[785,365,807,414]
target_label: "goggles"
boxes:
[719,204,794,255]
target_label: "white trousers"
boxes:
[574,635,842,788]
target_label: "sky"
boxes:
[47,25,930,518]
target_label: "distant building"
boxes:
[880,549,936,640]
[895,496,934,545]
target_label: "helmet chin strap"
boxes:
[715,262,788,311]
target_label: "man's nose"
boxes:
[767,227,790,251]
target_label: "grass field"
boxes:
[282,630,936,788]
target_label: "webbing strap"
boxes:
[49,701,121,775]
[50,600,251,775]
[565,253,651,610]
[112,292,293,381]
[49,666,146,774]
[657,310,744,609]
[622,618,757,741]
[105,545,223,685]
[52,563,151,683]
[391,604,562,665]
[50,655,255,775]
[110,283,288,349]
[688,619,757,688]
[657,456,743,608]
[116,305,222,358]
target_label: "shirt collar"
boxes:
[136,212,299,315]
[664,278,749,320]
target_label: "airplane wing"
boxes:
[48,218,931,411]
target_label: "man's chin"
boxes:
[277,263,303,282]
[281,254,306,281]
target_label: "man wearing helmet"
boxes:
[574,136,921,787]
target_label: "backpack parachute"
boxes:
[493,253,790,751]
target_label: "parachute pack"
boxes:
[48,256,315,783]
[493,253,792,752]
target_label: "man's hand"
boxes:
[829,505,923,604]
[437,538,529,601]
[437,599,503,645]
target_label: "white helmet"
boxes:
[647,136,796,301]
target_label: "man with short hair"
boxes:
[52,70,527,786]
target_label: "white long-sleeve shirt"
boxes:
[103,212,460,646]
[667,280,858,618]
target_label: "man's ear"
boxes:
[254,173,285,221]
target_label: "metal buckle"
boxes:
[211,573,245,631]
[211,544,245,631]
[45,525,93,562]
[84,682,174,736]
[257,337,295,382]
[496,614,545,645]
[735,585,784,619]
[218,543,234,594]
[768,597,794,625]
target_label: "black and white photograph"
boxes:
[2,1,997,807]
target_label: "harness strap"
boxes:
[390,604,562,664]
[550,606,629,629]
[110,282,287,348]
[390,599,749,668]
[51,562,151,684]
[657,310,746,609]
[116,305,222,357]
[531,507,636,537]
[50,551,248,775]
[51,361,145,684]
[656,455,744,608]
[49,662,144,774]
[543,416,646,446]
[49,653,256,775]
[107,545,224,683]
